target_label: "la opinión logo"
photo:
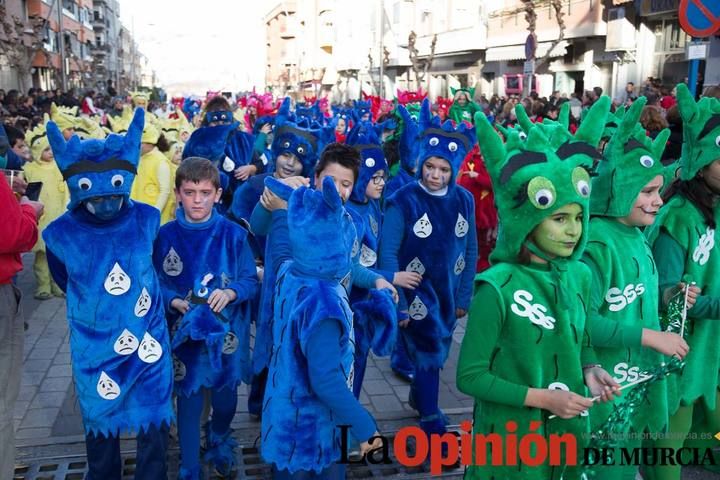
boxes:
[339,421,719,475]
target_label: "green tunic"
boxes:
[459,261,593,480]
[583,217,668,434]
[647,196,720,414]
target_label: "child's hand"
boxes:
[542,389,594,418]
[360,432,383,457]
[260,187,287,211]
[171,298,190,314]
[663,282,701,308]
[208,288,237,313]
[399,311,410,328]
[641,329,689,359]
[583,366,621,403]
[393,271,422,289]
[279,176,310,189]
[455,308,467,318]
[234,165,256,181]
[375,278,398,303]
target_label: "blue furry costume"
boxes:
[43,109,173,477]
[260,176,383,478]
[153,211,257,395]
[379,99,478,434]
[345,120,397,397]
[384,104,420,198]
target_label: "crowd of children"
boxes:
[2,81,719,480]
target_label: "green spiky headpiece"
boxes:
[676,83,720,180]
[476,97,610,264]
[591,97,676,217]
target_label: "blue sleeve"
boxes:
[227,236,259,304]
[268,209,292,276]
[352,261,381,290]
[378,205,407,312]
[230,182,259,222]
[456,200,478,311]
[306,319,377,442]
[249,203,273,236]
[46,246,67,292]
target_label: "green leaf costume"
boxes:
[458,98,611,480]
[583,97,679,438]
[646,84,720,415]
[448,87,481,125]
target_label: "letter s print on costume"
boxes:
[42,108,174,438]
[693,227,715,266]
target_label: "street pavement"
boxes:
[10,253,720,479]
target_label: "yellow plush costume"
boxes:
[23,124,68,297]
[129,124,173,223]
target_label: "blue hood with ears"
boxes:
[47,108,144,210]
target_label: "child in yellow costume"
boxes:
[50,103,76,140]
[22,123,68,299]
[129,123,174,224]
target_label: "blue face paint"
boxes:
[85,195,124,221]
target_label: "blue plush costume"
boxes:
[260,177,379,478]
[244,100,336,416]
[153,207,257,478]
[345,120,397,397]
[43,109,173,478]
[384,104,420,199]
[379,99,478,435]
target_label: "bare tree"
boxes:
[408,30,437,91]
[0,4,48,91]
[522,0,566,69]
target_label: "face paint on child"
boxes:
[529,203,583,259]
[275,152,303,179]
[85,195,125,220]
[619,175,664,227]
[175,179,222,223]
[421,156,452,192]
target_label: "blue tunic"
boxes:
[380,182,478,369]
[153,210,257,396]
[43,202,174,437]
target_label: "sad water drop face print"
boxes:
[138,331,163,363]
[104,262,131,295]
[97,371,121,400]
[413,213,433,238]
[113,328,139,355]
[134,287,152,317]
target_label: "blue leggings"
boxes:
[85,423,168,480]
[177,386,238,472]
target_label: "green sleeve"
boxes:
[457,282,529,407]
[253,132,267,155]
[654,230,720,320]
[583,255,644,349]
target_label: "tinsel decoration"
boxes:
[660,290,692,337]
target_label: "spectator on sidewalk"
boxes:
[0,163,42,479]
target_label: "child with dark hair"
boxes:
[153,157,257,479]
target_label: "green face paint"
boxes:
[530,203,584,259]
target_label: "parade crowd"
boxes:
[1,79,720,480]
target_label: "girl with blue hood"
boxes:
[345,120,420,397]
[379,99,479,436]
[43,109,174,479]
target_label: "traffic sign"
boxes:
[679,0,720,37]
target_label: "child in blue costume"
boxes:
[384,104,420,199]
[261,175,382,479]
[243,100,335,417]
[43,109,174,479]
[153,158,258,479]
[379,99,478,436]
[345,120,419,397]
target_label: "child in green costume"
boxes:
[644,83,717,480]
[582,96,690,480]
[457,97,620,480]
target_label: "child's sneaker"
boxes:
[177,465,203,480]
[203,425,238,478]
[34,290,52,300]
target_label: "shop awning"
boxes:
[485,40,569,62]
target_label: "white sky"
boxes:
[119,0,267,96]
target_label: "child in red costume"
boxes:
[457,144,497,272]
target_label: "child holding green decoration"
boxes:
[581,96,690,480]
[644,83,719,480]
[457,98,619,480]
